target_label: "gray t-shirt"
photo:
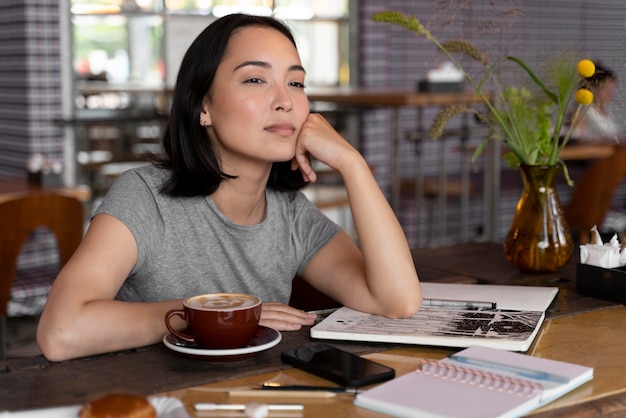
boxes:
[94,165,340,305]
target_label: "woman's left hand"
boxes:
[260,302,317,331]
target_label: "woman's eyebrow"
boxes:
[290,64,306,74]
[234,61,306,74]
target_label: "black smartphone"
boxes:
[280,343,395,387]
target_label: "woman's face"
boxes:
[201,25,309,170]
[595,79,617,107]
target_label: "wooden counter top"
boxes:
[306,86,483,107]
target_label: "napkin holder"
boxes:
[418,61,464,93]
[27,153,63,188]
[417,80,464,93]
[576,263,626,304]
[27,170,63,188]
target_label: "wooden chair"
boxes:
[289,276,341,312]
[0,192,84,359]
[564,145,626,243]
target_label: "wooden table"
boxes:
[559,143,617,161]
[1,243,624,417]
[307,87,483,107]
[0,177,91,204]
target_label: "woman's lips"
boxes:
[265,123,295,136]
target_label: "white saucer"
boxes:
[163,326,281,361]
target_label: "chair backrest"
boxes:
[0,192,84,315]
[565,146,626,241]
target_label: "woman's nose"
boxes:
[272,85,293,112]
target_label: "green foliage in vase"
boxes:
[372,10,599,185]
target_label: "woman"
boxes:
[37,14,421,361]
[573,62,622,141]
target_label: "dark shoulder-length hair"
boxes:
[586,61,615,87]
[151,13,307,197]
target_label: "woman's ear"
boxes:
[200,100,213,127]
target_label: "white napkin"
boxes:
[427,61,464,83]
[580,226,626,268]
[149,396,189,418]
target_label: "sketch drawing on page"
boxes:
[321,307,542,341]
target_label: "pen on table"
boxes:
[422,298,497,310]
[229,384,359,398]
[308,307,340,324]
[195,403,304,411]
[229,389,337,399]
[260,383,358,393]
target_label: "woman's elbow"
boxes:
[36,320,78,362]
[382,292,423,319]
[390,299,422,318]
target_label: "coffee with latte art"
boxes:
[186,293,260,310]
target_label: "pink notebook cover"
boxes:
[354,346,593,418]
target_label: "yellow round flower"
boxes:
[577,59,595,78]
[575,88,593,105]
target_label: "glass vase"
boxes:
[504,164,573,273]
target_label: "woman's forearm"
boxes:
[339,152,422,317]
[37,299,184,361]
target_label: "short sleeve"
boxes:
[289,191,342,276]
[93,170,164,276]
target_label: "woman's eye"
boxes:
[289,81,306,89]
[244,78,264,84]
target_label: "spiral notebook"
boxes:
[354,346,593,418]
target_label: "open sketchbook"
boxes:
[354,345,593,418]
[310,283,559,352]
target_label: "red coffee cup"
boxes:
[165,293,262,349]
